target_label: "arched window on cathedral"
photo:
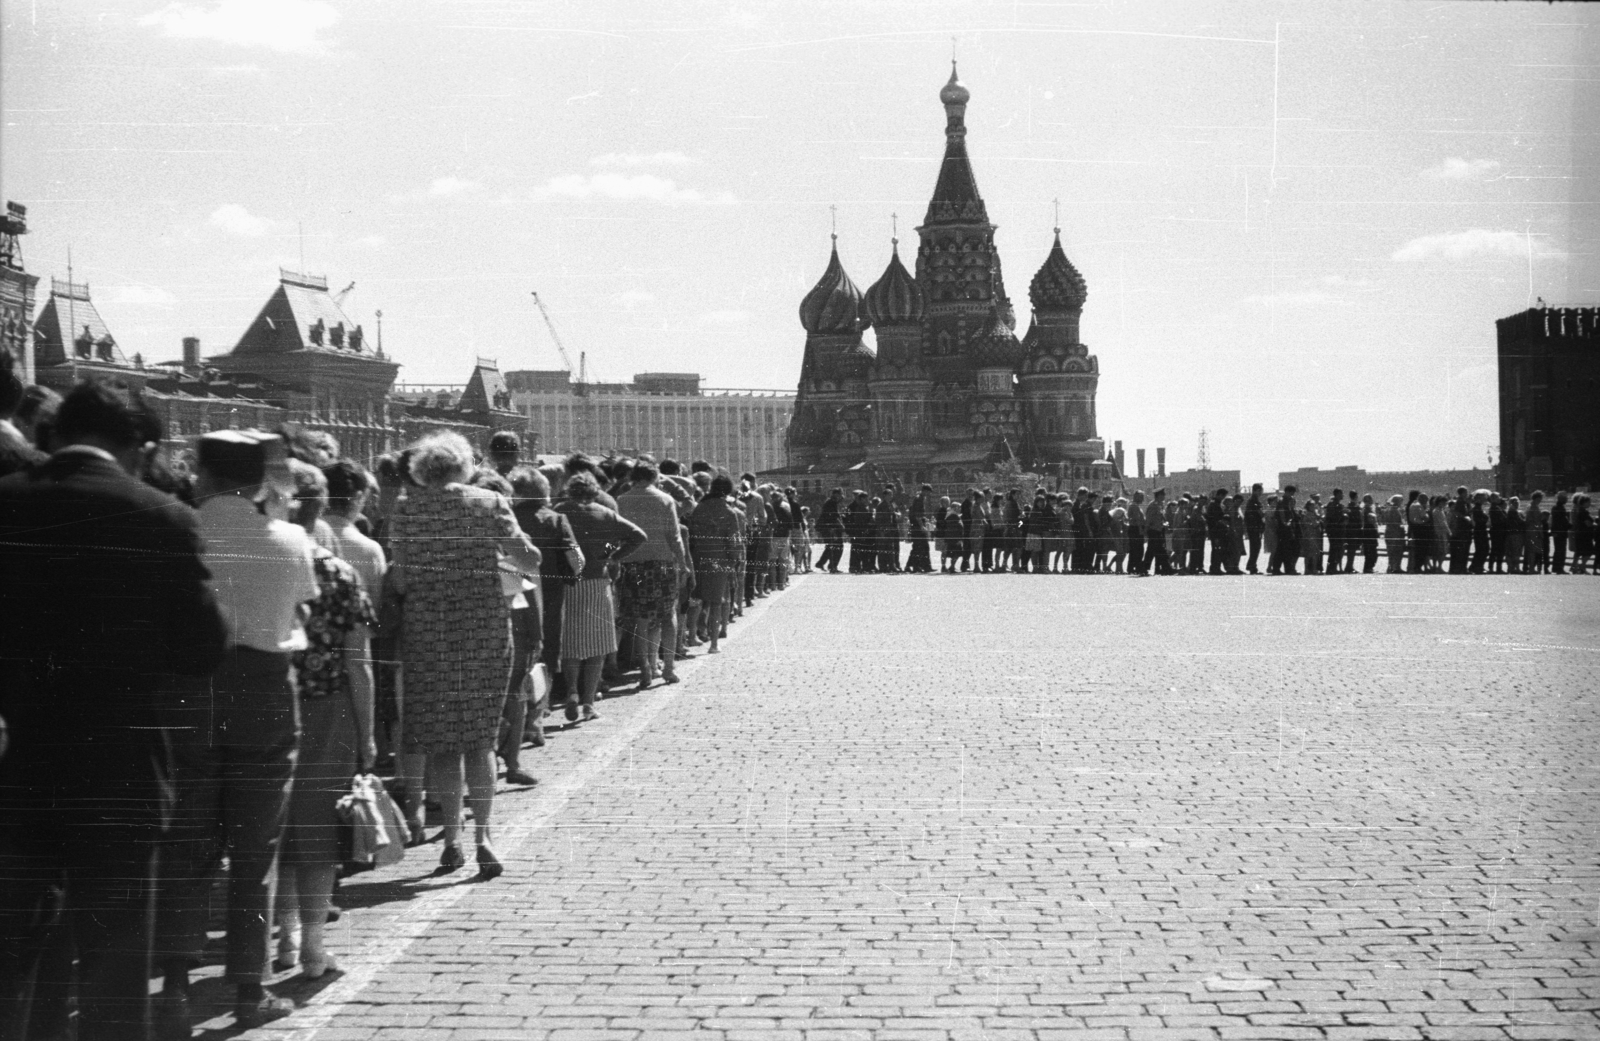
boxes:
[937,332,952,356]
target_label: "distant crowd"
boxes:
[809,481,1598,577]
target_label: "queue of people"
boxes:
[809,481,1599,577]
[1,353,1592,1039]
[0,365,793,1038]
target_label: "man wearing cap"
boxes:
[153,428,320,1032]
[489,431,521,477]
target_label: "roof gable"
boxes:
[459,360,511,412]
[232,270,369,356]
[33,279,130,368]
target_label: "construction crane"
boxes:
[530,291,586,386]
[530,290,593,451]
[334,281,356,306]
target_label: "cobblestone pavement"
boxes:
[233,573,1600,1041]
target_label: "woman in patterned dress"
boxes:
[554,471,647,721]
[391,432,540,878]
[277,460,376,978]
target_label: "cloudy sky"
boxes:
[3,0,1595,483]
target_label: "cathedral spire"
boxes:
[925,62,987,226]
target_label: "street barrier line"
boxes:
[276,577,803,1040]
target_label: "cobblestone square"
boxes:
[238,573,1598,1041]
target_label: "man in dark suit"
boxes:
[1244,483,1266,574]
[1205,489,1230,575]
[1325,490,1346,574]
[0,381,228,1041]
[1449,486,1472,573]
[843,490,871,573]
[816,488,845,573]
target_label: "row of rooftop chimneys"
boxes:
[1110,441,1168,480]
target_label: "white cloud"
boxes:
[209,203,269,236]
[108,284,177,308]
[614,290,656,310]
[141,0,338,55]
[590,152,695,168]
[1391,228,1536,262]
[538,173,734,205]
[1240,290,1341,307]
[429,175,480,197]
[700,309,750,325]
[1421,157,1501,181]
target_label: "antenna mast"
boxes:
[1197,427,1211,471]
[67,245,76,361]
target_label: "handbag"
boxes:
[336,773,407,870]
[527,661,551,713]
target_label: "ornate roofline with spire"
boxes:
[923,61,988,227]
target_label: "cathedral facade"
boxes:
[784,65,1105,493]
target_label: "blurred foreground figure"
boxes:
[0,382,228,1041]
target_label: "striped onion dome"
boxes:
[798,240,864,334]
[1028,231,1088,313]
[972,310,1025,369]
[862,242,924,327]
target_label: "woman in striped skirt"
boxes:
[554,471,647,722]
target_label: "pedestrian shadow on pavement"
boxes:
[336,869,480,912]
[186,967,345,1040]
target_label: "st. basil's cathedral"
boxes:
[783,64,1105,492]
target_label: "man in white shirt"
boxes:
[155,430,319,1032]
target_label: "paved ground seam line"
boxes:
[275,579,802,1040]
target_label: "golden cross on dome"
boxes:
[891,212,898,246]
[1053,197,1061,235]
[830,204,837,243]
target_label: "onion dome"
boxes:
[939,61,970,108]
[1028,231,1088,313]
[798,239,864,334]
[972,310,1025,370]
[862,242,924,326]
